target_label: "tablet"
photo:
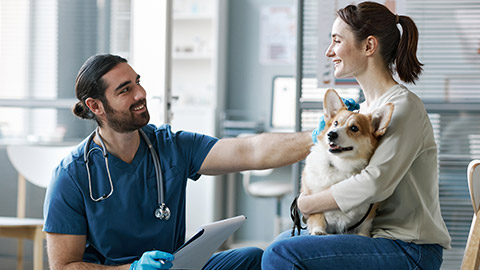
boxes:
[171,215,247,269]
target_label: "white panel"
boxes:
[130,0,168,125]
[271,77,296,130]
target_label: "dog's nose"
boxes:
[327,131,338,141]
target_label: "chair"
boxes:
[240,169,293,236]
[0,144,74,270]
[462,159,480,269]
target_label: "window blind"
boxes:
[110,0,131,57]
[298,1,480,269]
[408,0,480,102]
[408,2,480,268]
[0,0,132,141]
[0,0,58,138]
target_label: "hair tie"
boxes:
[395,14,400,24]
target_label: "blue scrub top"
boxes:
[43,124,218,265]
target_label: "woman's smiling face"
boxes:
[325,18,368,79]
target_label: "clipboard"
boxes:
[171,215,247,270]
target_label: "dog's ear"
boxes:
[371,103,394,137]
[323,89,347,121]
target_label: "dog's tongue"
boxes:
[329,142,340,150]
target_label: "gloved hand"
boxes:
[311,97,360,143]
[130,250,174,270]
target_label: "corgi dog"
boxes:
[291,89,394,236]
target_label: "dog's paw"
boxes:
[310,227,327,235]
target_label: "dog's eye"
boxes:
[350,125,359,132]
[334,121,338,127]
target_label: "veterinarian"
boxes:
[42,54,320,269]
[262,2,451,270]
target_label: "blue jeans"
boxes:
[262,230,443,270]
[203,247,263,270]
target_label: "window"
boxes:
[0,0,131,142]
[408,2,480,268]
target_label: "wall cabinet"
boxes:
[170,0,227,237]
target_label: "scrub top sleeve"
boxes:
[43,165,87,235]
[331,93,427,213]
[174,131,218,180]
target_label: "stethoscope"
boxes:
[84,127,171,220]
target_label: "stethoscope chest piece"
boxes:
[155,203,171,220]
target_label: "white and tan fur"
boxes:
[300,89,393,236]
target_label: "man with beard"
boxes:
[42,54,318,270]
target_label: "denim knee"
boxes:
[262,240,293,270]
[274,229,294,241]
[236,247,263,270]
[204,246,263,270]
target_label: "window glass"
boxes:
[0,0,131,142]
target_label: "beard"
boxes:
[102,99,150,133]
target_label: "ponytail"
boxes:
[395,15,423,84]
[72,101,94,120]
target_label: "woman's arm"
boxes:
[297,188,339,215]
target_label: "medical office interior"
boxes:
[0,0,479,269]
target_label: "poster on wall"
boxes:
[316,0,405,88]
[259,5,296,65]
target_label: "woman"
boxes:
[262,2,451,269]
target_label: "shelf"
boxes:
[172,53,212,60]
[173,14,213,20]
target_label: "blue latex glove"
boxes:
[130,250,174,270]
[311,97,360,143]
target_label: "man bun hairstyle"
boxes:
[337,1,423,84]
[73,54,127,122]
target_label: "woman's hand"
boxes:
[297,193,310,219]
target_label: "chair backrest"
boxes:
[6,144,74,218]
[468,160,480,214]
[462,159,480,270]
[7,145,74,188]
[236,133,276,195]
[241,169,274,196]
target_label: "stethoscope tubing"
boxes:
[83,127,169,220]
[84,128,114,202]
[145,134,165,208]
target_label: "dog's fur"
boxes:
[291,89,394,236]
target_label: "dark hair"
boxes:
[72,54,127,122]
[337,1,423,84]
